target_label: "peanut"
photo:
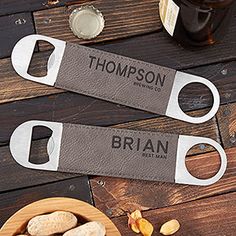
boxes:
[131,210,142,220]
[63,221,106,236]
[130,222,140,234]
[27,211,77,235]
[136,218,154,236]
[160,219,180,235]
[128,210,143,233]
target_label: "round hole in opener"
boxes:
[178,82,213,117]
[185,144,221,180]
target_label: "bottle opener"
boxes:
[10,120,227,186]
[11,34,220,124]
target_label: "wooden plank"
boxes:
[0,139,78,193]
[112,192,236,236]
[180,61,236,111]
[90,147,236,217]
[0,92,153,146]
[0,12,35,58]
[91,21,236,70]
[0,0,78,16]
[35,9,236,68]
[0,176,92,227]
[0,101,217,145]
[34,0,161,48]
[217,102,236,149]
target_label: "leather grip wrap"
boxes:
[56,43,177,115]
[58,123,179,182]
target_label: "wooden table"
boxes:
[0,1,236,235]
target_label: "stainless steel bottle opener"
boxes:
[10,120,227,186]
[11,34,220,124]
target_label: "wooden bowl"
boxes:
[0,197,121,236]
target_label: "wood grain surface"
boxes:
[34,10,236,69]
[0,198,121,236]
[0,12,35,58]
[89,23,236,70]
[0,177,92,226]
[112,192,236,235]
[217,103,236,148]
[0,0,236,235]
[0,105,217,145]
[0,93,153,145]
[182,61,236,111]
[0,139,78,193]
[34,0,161,48]
[90,147,236,217]
[0,0,78,16]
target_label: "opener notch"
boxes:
[11,34,66,86]
[10,120,63,171]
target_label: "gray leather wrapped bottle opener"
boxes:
[11,34,220,124]
[10,120,227,186]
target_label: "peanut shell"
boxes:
[27,211,77,235]
[63,221,106,236]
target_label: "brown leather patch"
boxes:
[58,123,179,182]
[56,43,176,115]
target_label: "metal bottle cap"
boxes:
[69,5,105,40]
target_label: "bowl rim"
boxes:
[0,197,121,236]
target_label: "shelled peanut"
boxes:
[128,210,154,236]
[160,219,180,235]
[127,210,180,235]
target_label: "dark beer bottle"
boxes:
[159,0,235,46]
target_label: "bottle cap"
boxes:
[69,5,105,40]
